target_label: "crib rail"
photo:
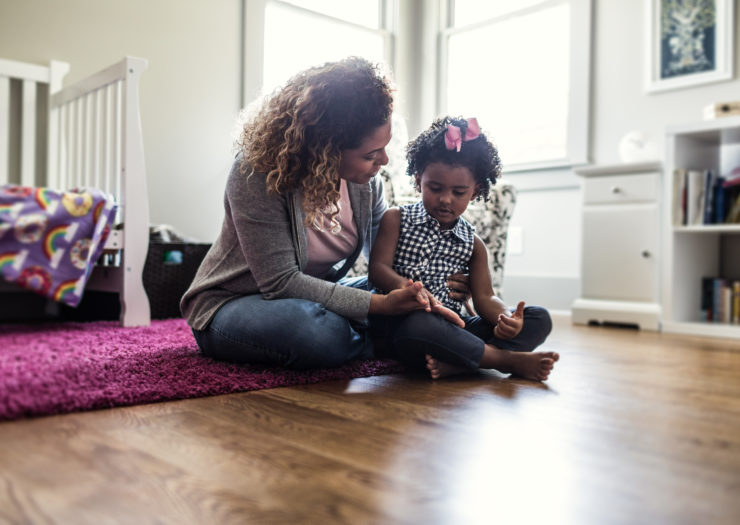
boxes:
[49,57,148,231]
[0,58,69,187]
[0,56,151,327]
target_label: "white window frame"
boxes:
[438,0,592,172]
[242,0,396,106]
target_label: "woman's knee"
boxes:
[202,296,371,368]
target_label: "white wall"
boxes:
[501,0,740,311]
[2,0,739,312]
[0,0,242,243]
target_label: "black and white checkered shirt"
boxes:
[392,201,475,313]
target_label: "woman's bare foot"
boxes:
[480,345,560,382]
[425,354,472,380]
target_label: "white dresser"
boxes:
[571,162,662,330]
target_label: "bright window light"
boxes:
[280,0,381,29]
[447,3,570,166]
[263,1,386,93]
[453,0,548,27]
[442,0,591,171]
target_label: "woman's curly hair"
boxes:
[238,57,393,227]
[405,116,501,201]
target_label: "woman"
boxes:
[181,57,464,369]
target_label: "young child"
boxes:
[369,117,558,381]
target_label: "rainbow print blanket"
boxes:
[0,185,117,307]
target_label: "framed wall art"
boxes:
[645,0,734,93]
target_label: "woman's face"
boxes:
[338,121,392,184]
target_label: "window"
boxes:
[243,0,395,100]
[441,0,592,171]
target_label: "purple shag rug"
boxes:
[0,318,403,421]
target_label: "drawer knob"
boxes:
[611,186,621,193]
[642,250,651,258]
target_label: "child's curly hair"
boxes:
[405,116,501,201]
[238,57,394,227]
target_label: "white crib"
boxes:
[0,56,151,326]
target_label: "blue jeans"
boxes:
[192,276,551,371]
[192,293,374,369]
[371,305,553,372]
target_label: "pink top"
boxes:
[304,179,359,278]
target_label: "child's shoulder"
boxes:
[381,206,402,223]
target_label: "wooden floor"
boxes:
[1,315,739,525]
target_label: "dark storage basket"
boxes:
[143,242,211,319]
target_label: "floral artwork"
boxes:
[646,0,733,92]
[660,0,716,79]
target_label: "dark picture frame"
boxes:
[646,0,734,93]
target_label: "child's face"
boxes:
[416,162,478,230]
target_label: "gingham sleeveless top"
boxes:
[392,201,475,313]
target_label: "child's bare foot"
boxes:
[480,345,560,382]
[425,354,472,380]
[504,351,559,381]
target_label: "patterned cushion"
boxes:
[348,169,517,295]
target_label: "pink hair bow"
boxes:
[444,118,481,152]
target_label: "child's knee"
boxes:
[524,306,553,344]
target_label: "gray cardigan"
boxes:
[181,157,388,331]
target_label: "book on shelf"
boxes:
[687,169,706,225]
[701,277,740,324]
[726,187,740,223]
[701,277,714,321]
[672,169,687,225]
[702,170,718,224]
[673,167,740,225]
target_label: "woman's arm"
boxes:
[229,164,372,320]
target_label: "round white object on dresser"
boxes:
[618,131,658,163]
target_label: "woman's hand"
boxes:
[370,280,465,327]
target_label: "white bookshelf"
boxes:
[662,116,740,339]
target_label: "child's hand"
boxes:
[493,301,525,340]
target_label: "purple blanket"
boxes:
[0,185,117,307]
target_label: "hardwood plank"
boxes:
[1,315,739,524]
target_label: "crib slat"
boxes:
[74,97,82,189]
[66,101,74,190]
[112,81,122,220]
[83,92,92,188]
[0,76,8,185]
[53,102,65,189]
[46,60,70,188]
[21,80,36,187]
[91,89,100,189]
[100,85,109,194]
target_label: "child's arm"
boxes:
[468,235,525,339]
[368,208,409,292]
